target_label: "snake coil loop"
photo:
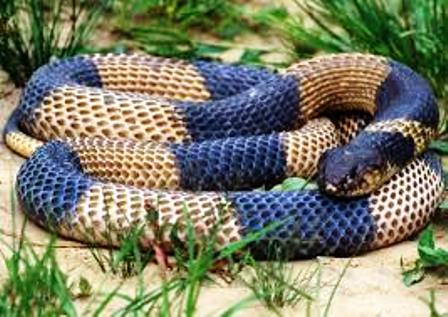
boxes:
[4,53,444,259]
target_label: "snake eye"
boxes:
[317,146,385,197]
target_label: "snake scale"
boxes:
[3,53,444,259]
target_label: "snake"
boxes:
[3,53,444,259]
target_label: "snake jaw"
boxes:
[323,183,338,194]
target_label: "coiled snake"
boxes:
[4,53,444,259]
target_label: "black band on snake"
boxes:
[3,53,443,259]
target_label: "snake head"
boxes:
[317,146,388,197]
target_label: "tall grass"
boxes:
[112,0,287,62]
[119,26,231,59]
[0,192,123,316]
[86,225,155,279]
[0,238,76,316]
[0,236,77,316]
[2,188,350,316]
[113,0,286,39]
[0,191,77,315]
[275,0,448,129]
[0,0,109,86]
[241,254,316,313]
[112,207,289,316]
[114,0,248,40]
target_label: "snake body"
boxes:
[4,53,444,258]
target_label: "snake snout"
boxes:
[317,146,385,197]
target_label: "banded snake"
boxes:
[3,53,444,258]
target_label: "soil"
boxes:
[1,2,448,315]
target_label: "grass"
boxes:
[86,225,154,279]
[1,187,349,316]
[273,0,448,130]
[0,221,126,316]
[0,0,109,86]
[0,180,347,316]
[117,26,231,60]
[320,259,351,317]
[0,190,122,316]
[114,26,284,67]
[0,192,77,315]
[110,0,287,63]
[401,226,448,286]
[113,0,247,39]
[0,234,76,316]
[240,252,316,314]
[425,290,448,317]
[0,0,286,86]
[0,195,311,316]
[241,254,350,317]
[111,207,349,316]
[113,0,286,40]
[112,206,285,316]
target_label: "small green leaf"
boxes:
[401,227,448,286]
[438,200,448,210]
[401,261,425,287]
[418,226,436,250]
[429,140,448,154]
[271,177,318,192]
[78,276,93,298]
[419,245,448,267]
[251,6,288,24]
[194,43,230,56]
[417,226,448,267]
[239,48,266,65]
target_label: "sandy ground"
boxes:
[1,3,448,315]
